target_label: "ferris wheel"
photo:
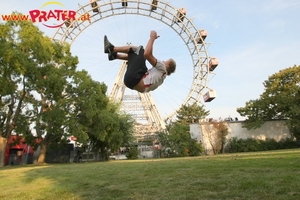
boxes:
[52,0,218,139]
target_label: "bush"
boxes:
[263,138,279,150]
[126,146,139,160]
[188,140,205,156]
[278,137,299,149]
[225,137,298,153]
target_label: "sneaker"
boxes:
[104,35,114,54]
[108,52,117,61]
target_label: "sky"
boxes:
[1,0,300,122]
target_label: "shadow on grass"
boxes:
[15,162,120,199]
[4,149,300,200]
[19,159,217,199]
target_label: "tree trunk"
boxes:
[100,146,108,161]
[37,142,47,164]
[0,136,7,167]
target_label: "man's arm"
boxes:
[144,30,159,67]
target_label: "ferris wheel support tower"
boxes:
[109,61,165,139]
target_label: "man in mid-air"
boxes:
[104,30,176,93]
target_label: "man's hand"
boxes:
[150,30,159,39]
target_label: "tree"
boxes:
[159,122,203,157]
[205,120,229,154]
[0,13,134,166]
[26,57,80,163]
[177,103,210,125]
[0,14,86,165]
[86,107,135,161]
[126,145,139,160]
[0,18,30,167]
[0,14,78,166]
[158,103,208,157]
[168,122,191,156]
[68,71,135,161]
[237,65,300,140]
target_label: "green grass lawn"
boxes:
[0,149,300,200]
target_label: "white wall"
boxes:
[190,120,291,155]
[227,120,290,141]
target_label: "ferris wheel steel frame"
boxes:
[52,0,215,128]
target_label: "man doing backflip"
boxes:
[104,30,176,93]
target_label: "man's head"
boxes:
[166,58,176,75]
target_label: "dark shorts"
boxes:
[124,46,148,89]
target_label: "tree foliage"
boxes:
[237,65,300,139]
[205,120,229,154]
[126,145,139,160]
[177,103,210,125]
[158,104,208,157]
[0,16,68,165]
[0,14,135,166]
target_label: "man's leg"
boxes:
[111,46,140,60]
[104,35,140,60]
[104,35,132,53]
[116,53,128,60]
[104,35,127,60]
[108,47,130,61]
[115,46,139,53]
[113,45,143,60]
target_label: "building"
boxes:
[5,135,36,165]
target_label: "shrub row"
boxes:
[224,137,299,153]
